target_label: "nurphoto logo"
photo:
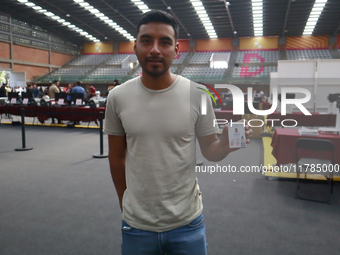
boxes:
[200,84,312,128]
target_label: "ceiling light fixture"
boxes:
[44,12,54,17]
[190,0,218,39]
[303,0,328,35]
[130,0,150,13]
[17,0,99,42]
[251,0,263,37]
[73,0,135,41]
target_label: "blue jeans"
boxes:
[121,213,208,255]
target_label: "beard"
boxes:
[139,57,171,77]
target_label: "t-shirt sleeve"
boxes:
[103,90,126,136]
[195,94,220,137]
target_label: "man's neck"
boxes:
[140,71,177,90]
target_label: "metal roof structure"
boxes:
[1,0,340,47]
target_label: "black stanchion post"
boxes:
[93,112,108,158]
[15,108,33,151]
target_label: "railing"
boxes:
[34,74,272,85]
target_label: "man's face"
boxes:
[134,22,178,77]
[55,81,59,86]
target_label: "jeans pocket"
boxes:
[122,220,133,231]
[187,213,204,228]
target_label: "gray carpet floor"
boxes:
[0,124,339,255]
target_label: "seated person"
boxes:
[71,81,86,99]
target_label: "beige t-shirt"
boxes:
[49,84,59,99]
[104,75,219,232]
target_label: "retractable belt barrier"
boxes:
[13,108,108,158]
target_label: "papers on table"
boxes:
[298,127,318,136]
[318,127,339,135]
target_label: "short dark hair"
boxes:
[137,10,179,41]
[53,80,58,84]
[75,81,81,86]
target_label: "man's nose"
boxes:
[150,41,161,55]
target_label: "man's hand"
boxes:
[197,120,253,162]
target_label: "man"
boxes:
[48,81,62,124]
[105,80,119,97]
[87,85,97,99]
[32,84,39,98]
[26,84,33,97]
[66,83,73,94]
[0,83,7,97]
[71,81,86,100]
[104,10,252,255]
[113,79,119,87]
[49,80,60,99]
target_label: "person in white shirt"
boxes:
[104,10,252,255]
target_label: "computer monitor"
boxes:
[253,96,262,102]
[70,93,84,105]
[21,92,33,104]
[278,93,295,102]
[8,92,20,104]
[221,99,233,106]
[328,93,340,103]
[55,92,68,105]
[245,101,259,113]
[21,92,33,99]
[287,93,295,99]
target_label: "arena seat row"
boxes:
[106,54,131,65]
[51,67,91,76]
[189,52,213,64]
[286,49,332,60]
[181,67,226,77]
[236,50,279,63]
[84,68,131,81]
[90,67,131,76]
[232,66,277,77]
[68,54,112,66]
[173,52,188,64]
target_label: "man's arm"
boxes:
[197,122,252,162]
[108,134,127,211]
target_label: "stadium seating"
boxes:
[106,54,131,65]
[181,67,226,78]
[86,67,131,80]
[173,52,188,64]
[51,67,91,76]
[232,66,277,77]
[68,54,112,65]
[236,50,279,63]
[286,49,332,60]
[189,52,213,64]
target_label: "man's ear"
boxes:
[174,41,179,59]
[133,39,137,53]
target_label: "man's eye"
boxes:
[142,39,150,43]
[162,41,171,45]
